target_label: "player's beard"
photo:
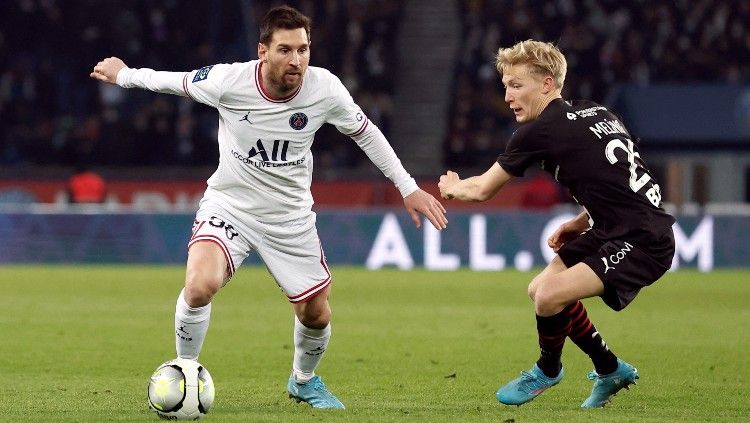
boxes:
[271,69,304,95]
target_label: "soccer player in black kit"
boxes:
[439,40,675,408]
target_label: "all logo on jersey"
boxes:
[239,111,252,124]
[192,65,214,83]
[232,138,306,169]
[566,112,578,120]
[289,112,308,130]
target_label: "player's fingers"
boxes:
[425,202,447,229]
[408,209,421,228]
[423,210,443,230]
[424,210,443,230]
[421,198,446,227]
[435,213,447,228]
[435,198,447,214]
[434,205,448,228]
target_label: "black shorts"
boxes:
[557,228,675,311]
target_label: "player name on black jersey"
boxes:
[589,119,628,139]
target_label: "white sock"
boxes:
[292,316,331,384]
[175,288,211,359]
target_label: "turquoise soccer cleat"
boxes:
[287,375,345,409]
[581,359,639,408]
[496,364,564,405]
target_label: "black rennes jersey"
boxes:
[497,99,675,242]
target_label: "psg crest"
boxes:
[289,112,308,130]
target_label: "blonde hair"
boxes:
[495,40,567,90]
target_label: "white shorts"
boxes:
[188,206,331,303]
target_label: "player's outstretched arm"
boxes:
[439,162,512,202]
[90,58,204,99]
[90,57,127,84]
[547,211,590,252]
[403,189,447,230]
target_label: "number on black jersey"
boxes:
[605,138,662,207]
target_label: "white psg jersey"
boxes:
[117,60,418,222]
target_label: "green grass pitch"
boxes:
[2,266,749,422]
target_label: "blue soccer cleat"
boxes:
[287,375,345,409]
[496,364,564,405]
[581,359,639,408]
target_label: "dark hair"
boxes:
[259,5,311,45]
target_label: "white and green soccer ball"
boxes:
[147,358,215,420]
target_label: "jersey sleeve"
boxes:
[321,72,418,197]
[350,122,419,198]
[180,64,230,108]
[496,124,545,177]
[116,63,229,108]
[325,73,369,137]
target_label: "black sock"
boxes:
[535,311,571,378]
[565,301,618,375]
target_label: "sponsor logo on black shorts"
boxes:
[601,241,634,273]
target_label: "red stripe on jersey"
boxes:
[347,119,369,137]
[254,62,303,103]
[188,235,235,276]
[182,73,196,101]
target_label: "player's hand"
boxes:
[547,220,586,252]
[438,171,460,200]
[90,57,127,84]
[403,189,447,230]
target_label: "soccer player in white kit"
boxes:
[91,5,447,409]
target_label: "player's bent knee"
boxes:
[294,286,332,328]
[533,284,564,316]
[300,311,331,329]
[527,282,538,301]
[183,272,223,307]
[183,284,217,308]
[298,305,331,329]
[528,275,544,301]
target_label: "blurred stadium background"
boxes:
[0,0,748,267]
[3,1,750,421]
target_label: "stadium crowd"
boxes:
[445,0,750,168]
[1,0,748,173]
[0,0,403,171]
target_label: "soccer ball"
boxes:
[147,358,215,420]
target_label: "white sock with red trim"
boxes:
[175,288,211,360]
[292,316,331,384]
